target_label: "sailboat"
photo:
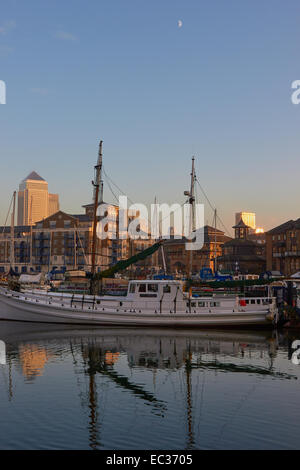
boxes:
[0,276,279,326]
[0,150,279,327]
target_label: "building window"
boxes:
[50,221,56,229]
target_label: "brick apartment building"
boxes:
[160,225,231,276]
[266,219,300,276]
[0,203,154,275]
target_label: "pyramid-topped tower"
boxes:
[23,171,46,182]
[17,171,59,225]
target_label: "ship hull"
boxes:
[0,290,273,328]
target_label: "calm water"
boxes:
[0,321,299,450]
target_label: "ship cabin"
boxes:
[126,280,185,302]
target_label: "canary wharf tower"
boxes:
[17,171,59,226]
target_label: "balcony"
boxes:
[284,251,300,257]
[273,241,286,247]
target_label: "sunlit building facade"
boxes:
[266,219,300,276]
[17,172,60,226]
[235,212,256,232]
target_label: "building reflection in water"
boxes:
[0,325,297,450]
[0,340,6,365]
[18,344,51,381]
[73,330,286,450]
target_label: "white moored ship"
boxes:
[0,280,278,327]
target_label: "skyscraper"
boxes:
[17,171,60,226]
[235,212,256,231]
[48,193,60,217]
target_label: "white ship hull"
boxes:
[0,288,275,327]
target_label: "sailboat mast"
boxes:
[154,195,167,275]
[214,208,217,273]
[91,140,103,277]
[190,157,196,233]
[10,191,16,270]
[161,245,167,275]
[29,196,33,270]
[188,157,196,278]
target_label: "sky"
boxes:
[1,0,300,235]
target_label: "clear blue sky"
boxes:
[1,0,300,234]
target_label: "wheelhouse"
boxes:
[127,280,184,301]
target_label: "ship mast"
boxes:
[214,208,217,273]
[29,196,33,271]
[185,158,196,279]
[10,191,16,270]
[90,141,103,291]
[154,196,167,275]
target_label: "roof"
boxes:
[82,201,117,208]
[233,218,251,229]
[35,210,77,225]
[205,225,225,234]
[267,219,300,235]
[223,238,257,247]
[23,171,45,182]
[34,211,93,225]
[291,272,300,278]
[162,226,230,246]
[71,214,92,222]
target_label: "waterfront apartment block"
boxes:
[0,225,31,273]
[0,203,155,275]
[17,171,60,226]
[0,212,91,274]
[266,219,300,276]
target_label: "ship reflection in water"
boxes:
[0,322,299,450]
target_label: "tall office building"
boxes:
[17,171,60,226]
[48,193,60,217]
[235,212,256,231]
